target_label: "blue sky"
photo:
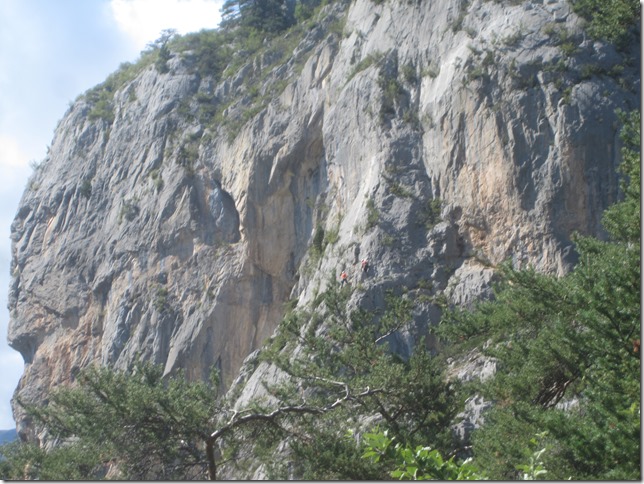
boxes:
[0,0,224,430]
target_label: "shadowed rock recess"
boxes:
[7,0,639,449]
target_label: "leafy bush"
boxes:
[366,197,380,229]
[571,0,640,48]
[379,74,404,122]
[346,52,384,84]
[118,198,139,223]
[311,224,325,258]
[83,55,155,123]
[362,430,485,480]
[401,61,417,84]
[417,198,442,230]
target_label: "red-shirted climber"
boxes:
[340,271,348,285]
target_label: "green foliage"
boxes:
[417,198,442,230]
[294,0,318,23]
[118,198,139,223]
[362,430,486,480]
[159,1,344,144]
[83,55,155,123]
[150,29,177,74]
[361,429,562,481]
[323,224,339,246]
[177,139,199,173]
[388,180,413,198]
[153,285,170,313]
[571,0,640,47]
[0,439,105,480]
[502,28,524,48]
[421,62,440,79]
[366,197,380,230]
[79,178,92,199]
[378,71,405,122]
[289,416,388,480]
[435,109,641,480]
[543,24,579,56]
[401,61,417,84]
[515,432,549,480]
[86,96,114,123]
[6,363,220,480]
[221,0,295,34]
[258,281,461,479]
[155,43,172,73]
[346,52,384,83]
[149,168,164,192]
[312,224,325,254]
[602,109,640,241]
[307,224,327,271]
[173,29,232,81]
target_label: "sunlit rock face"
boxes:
[8,0,639,444]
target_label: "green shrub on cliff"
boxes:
[435,109,641,480]
[571,0,640,47]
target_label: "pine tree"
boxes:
[435,109,641,480]
[220,0,293,34]
[2,363,219,480]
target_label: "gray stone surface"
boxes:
[7,0,639,446]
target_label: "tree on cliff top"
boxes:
[220,0,295,33]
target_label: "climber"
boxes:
[340,270,348,285]
[361,258,369,273]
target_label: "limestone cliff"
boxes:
[7,0,639,445]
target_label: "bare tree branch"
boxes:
[205,385,385,480]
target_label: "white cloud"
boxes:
[110,0,223,52]
[0,133,30,170]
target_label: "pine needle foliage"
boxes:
[256,280,461,479]
[1,363,219,480]
[434,109,641,480]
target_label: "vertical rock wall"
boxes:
[7,0,639,442]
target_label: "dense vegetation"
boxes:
[434,109,641,480]
[571,0,641,48]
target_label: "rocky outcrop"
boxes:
[8,0,639,445]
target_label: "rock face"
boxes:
[7,0,639,443]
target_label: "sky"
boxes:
[0,0,224,430]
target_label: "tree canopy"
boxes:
[220,0,296,33]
